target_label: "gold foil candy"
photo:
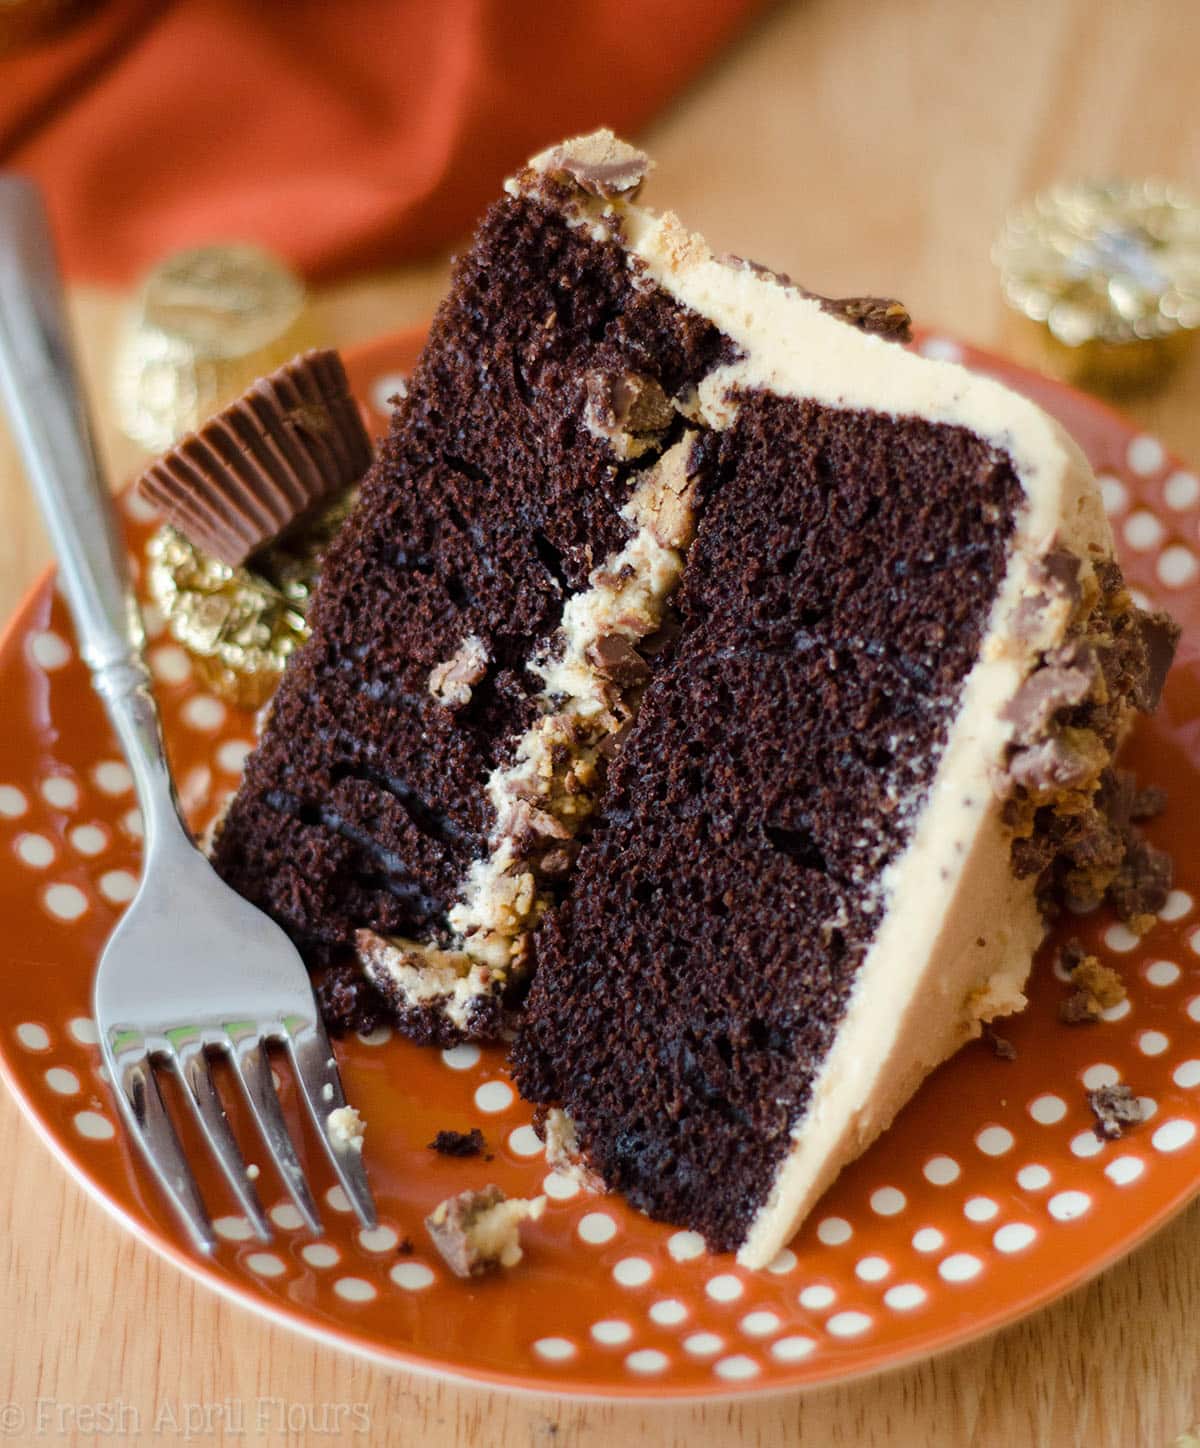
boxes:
[147,491,355,709]
[993,179,1200,393]
[114,243,312,452]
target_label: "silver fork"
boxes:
[0,178,376,1253]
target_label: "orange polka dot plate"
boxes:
[1,328,1199,1398]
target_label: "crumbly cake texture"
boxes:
[213,129,1179,1268]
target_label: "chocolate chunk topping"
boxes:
[1088,1082,1144,1139]
[585,634,650,687]
[137,349,373,567]
[1132,610,1181,711]
[1003,641,1098,740]
[719,255,912,343]
[429,1128,486,1157]
[1012,549,1083,639]
[534,130,651,200]
[314,961,386,1037]
[1008,728,1105,793]
[982,1026,1017,1060]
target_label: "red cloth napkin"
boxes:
[0,0,764,283]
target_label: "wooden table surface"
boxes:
[3,1,1200,1442]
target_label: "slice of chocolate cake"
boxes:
[212,131,1177,1266]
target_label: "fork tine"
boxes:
[171,1038,271,1243]
[284,1016,377,1231]
[110,1046,216,1254]
[227,1031,322,1235]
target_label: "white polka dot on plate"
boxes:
[216,739,253,774]
[245,1252,286,1278]
[334,1277,375,1303]
[302,1243,339,1268]
[73,1110,114,1140]
[1152,1119,1196,1153]
[816,1215,852,1245]
[855,1255,890,1282]
[1189,997,1200,1024]
[44,1067,79,1095]
[870,1186,906,1215]
[542,1171,579,1201]
[270,1203,304,1230]
[964,1196,999,1223]
[993,1223,1037,1253]
[1128,435,1165,475]
[99,869,138,904]
[938,1253,982,1283]
[181,695,226,731]
[15,833,54,868]
[1157,545,1198,588]
[325,1185,351,1213]
[1101,998,1132,1023]
[1017,1163,1052,1191]
[1105,1156,1144,1186]
[40,777,78,809]
[213,1216,254,1241]
[68,824,107,856]
[766,1248,797,1274]
[883,1283,926,1311]
[826,1310,872,1337]
[370,372,409,413]
[1029,1094,1067,1125]
[684,1332,724,1357]
[923,1155,960,1185]
[1048,1190,1091,1221]
[43,883,87,920]
[358,1225,398,1252]
[0,785,27,817]
[1104,922,1140,952]
[1097,475,1128,515]
[649,1298,688,1326]
[1123,511,1165,551]
[625,1349,668,1374]
[612,1257,652,1288]
[1071,1131,1104,1158]
[474,1080,514,1113]
[1138,1096,1158,1122]
[29,630,71,670]
[441,1043,480,1070]
[770,1335,815,1362]
[507,1124,543,1157]
[150,644,191,684]
[1145,960,1181,987]
[123,488,158,523]
[1173,1060,1200,1089]
[667,1230,705,1262]
[356,1024,391,1046]
[705,1273,743,1303]
[68,1016,97,1045]
[121,808,144,839]
[1160,890,1193,921]
[578,1212,617,1245]
[590,1320,632,1345]
[714,1354,760,1381]
[16,1023,50,1051]
[919,336,964,363]
[1139,1030,1169,1057]
[390,1262,434,1290]
[1164,470,1199,509]
[92,761,132,795]
[911,1227,944,1253]
[798,1284,835,1310]
[739,1309,781,1336]
[533,1337,575,1362]
[1081,1063,1120,1091]
[975,1125,1014,1156]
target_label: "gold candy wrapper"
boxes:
[993,179,1200,394]
[147,492,356,709]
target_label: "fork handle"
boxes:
[0,177,185,853]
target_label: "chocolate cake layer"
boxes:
[512,397,1024,1250]
[211,190,729,1040]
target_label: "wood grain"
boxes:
[3,0,1200,1441]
